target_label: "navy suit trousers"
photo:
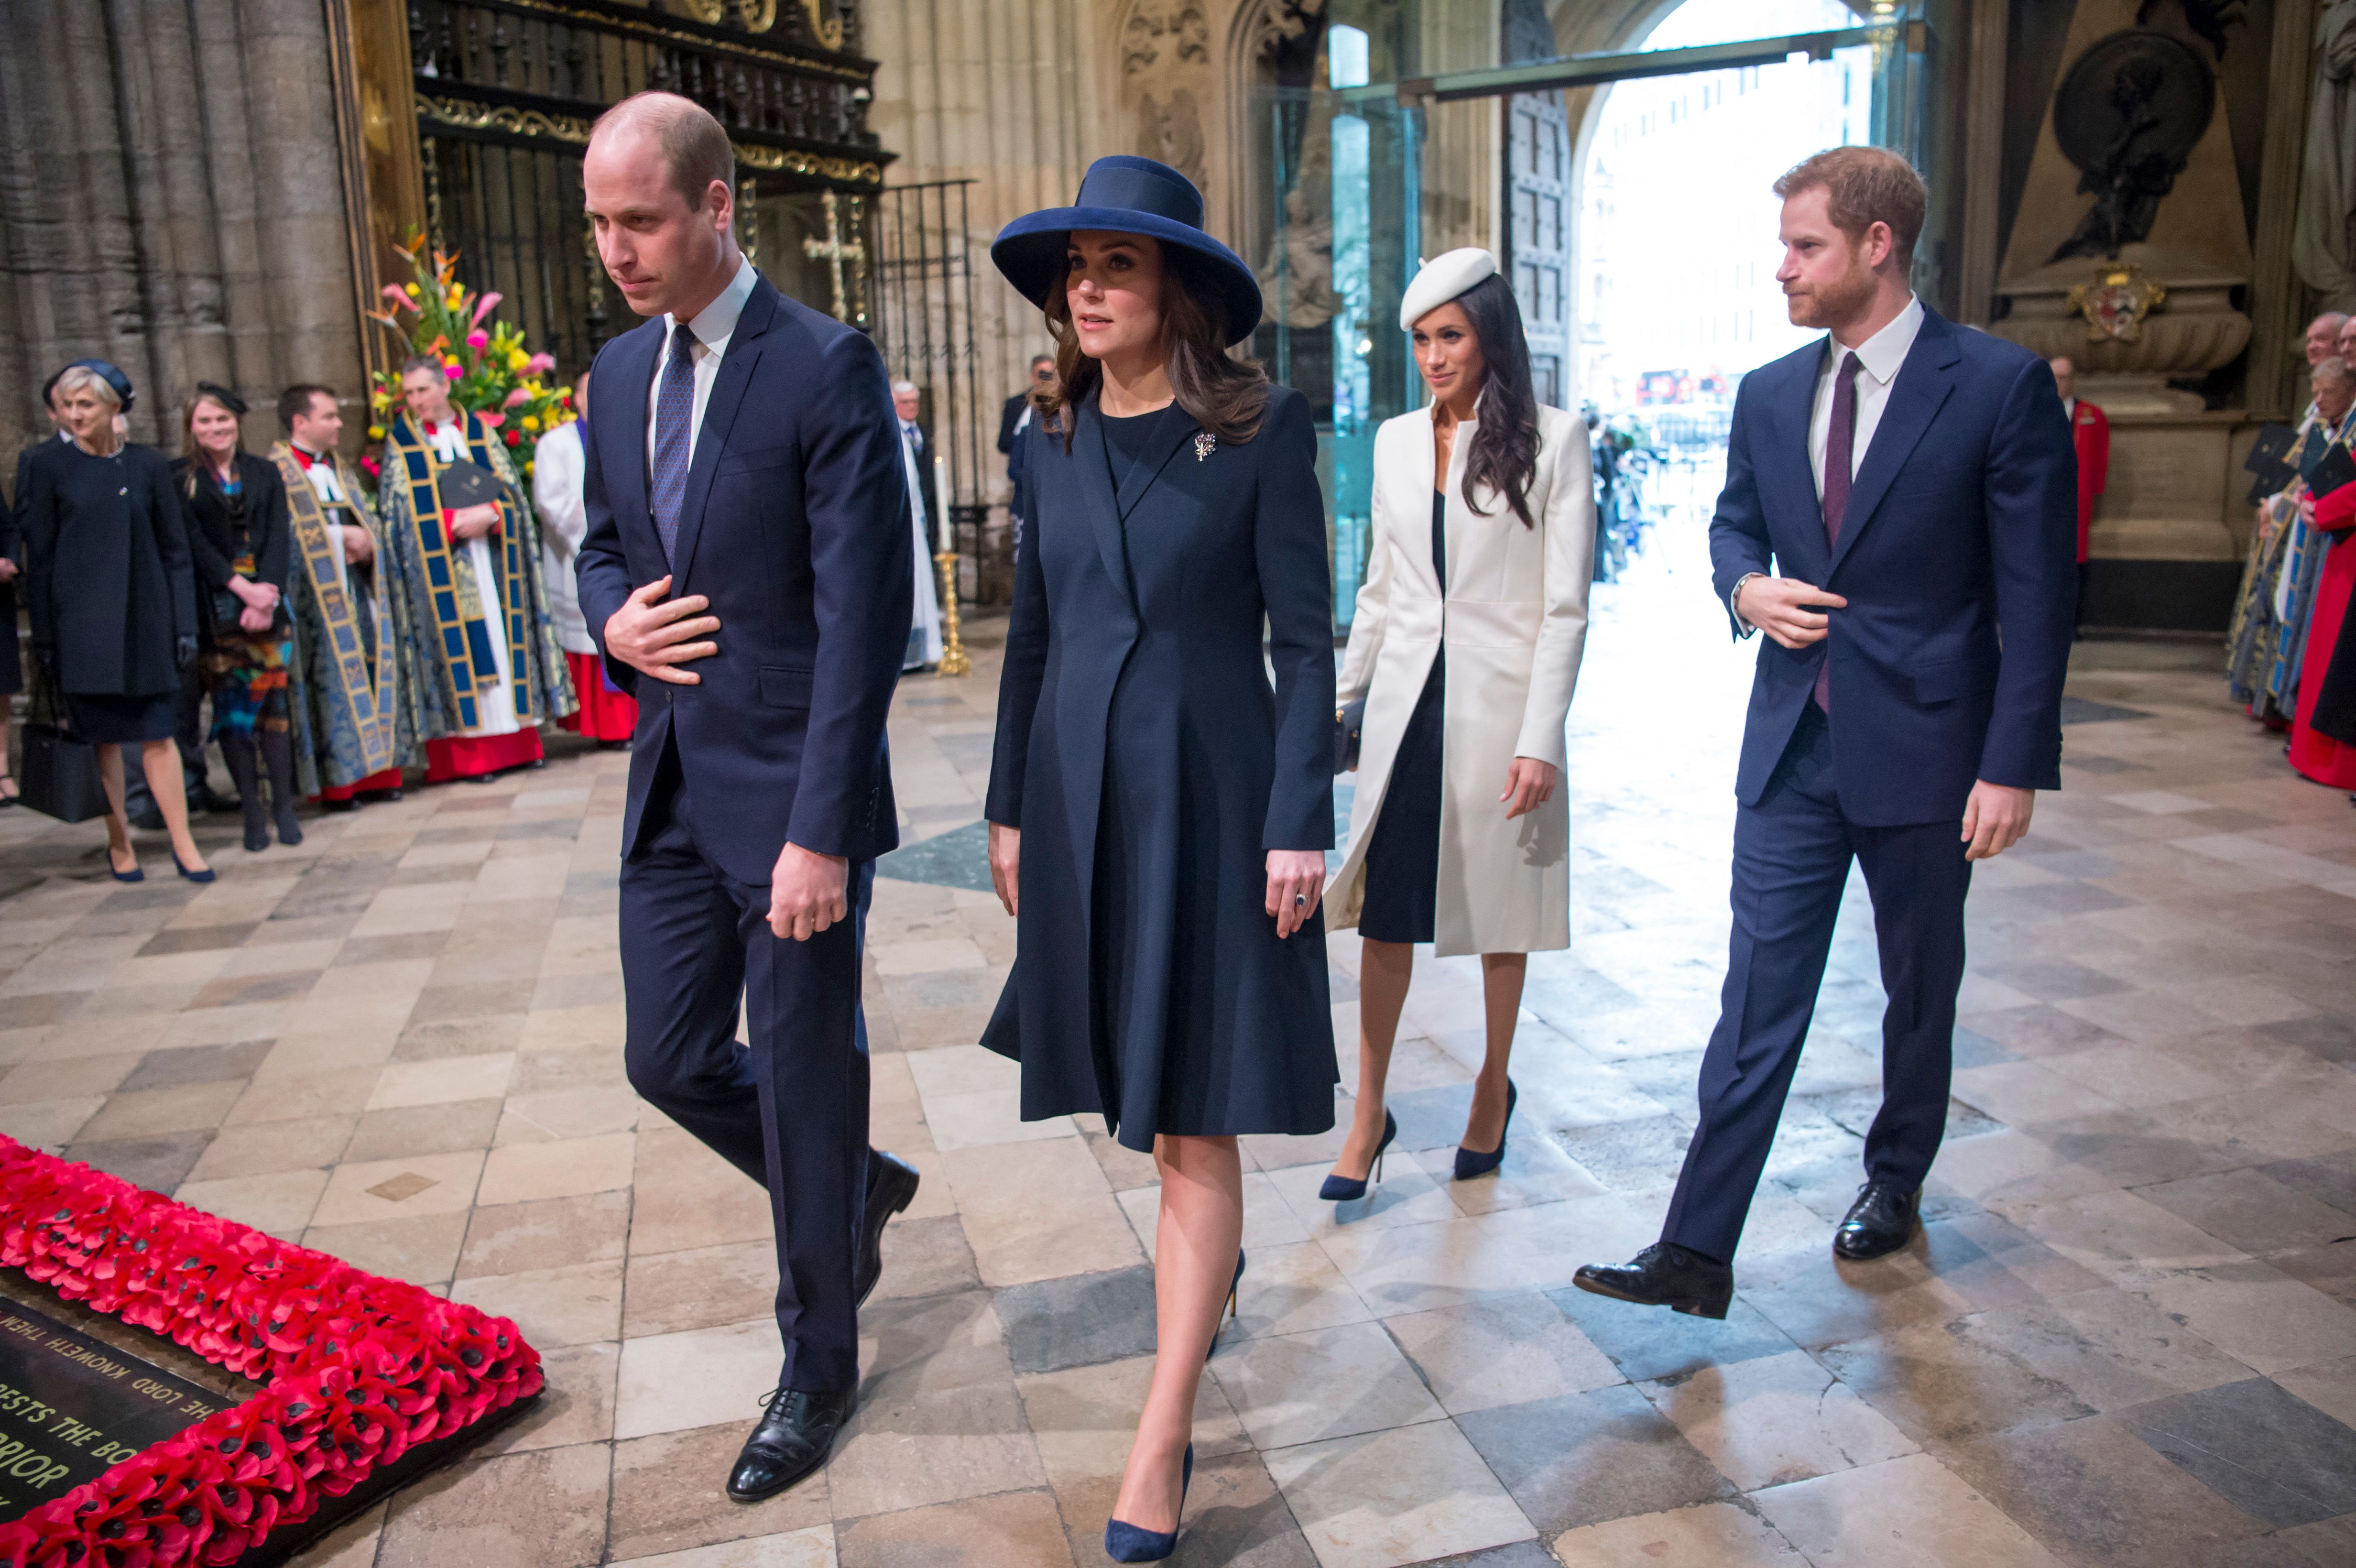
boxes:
[619,736,876,1393]
[1661,706,1973,1264]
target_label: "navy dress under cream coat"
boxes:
[982,385,1338,1152]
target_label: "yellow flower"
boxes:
[367,425,386,439]
[404,283,419,297]
[520,414,540,433]
[447,289,465,311]
[507,349,529,372]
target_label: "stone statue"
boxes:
[2293,0,2356,311]
[1136,90,1208,194]
[1256,186,1346,329]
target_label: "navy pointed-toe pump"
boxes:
[1104,1444,1192,1562]
[1319,1109,1397,1202]
[1453,1079,1517,1180]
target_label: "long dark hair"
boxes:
[1036,240,1270,449]
[1450,274,1541,528]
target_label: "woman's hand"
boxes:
[1265,849,1325,939]
[227,575,270,610]
[988,822,1020,917]
[449,503,502,541]
[238,602,273,633]
[1501,757,1558,820]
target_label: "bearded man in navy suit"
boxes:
[1577,147,2076,1317]
[575,91,920,1499]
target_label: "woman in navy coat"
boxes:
[982,156,1335,1561]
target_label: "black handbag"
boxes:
[1334,696,1366,774]
[18,663,108,824]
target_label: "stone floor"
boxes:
[2,517,2355,1568]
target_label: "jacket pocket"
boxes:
[758,664,815,709]
[1913,656,1997,705]
[717,446,795,477]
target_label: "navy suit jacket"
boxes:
[1709,306,2076,826]
[577,274,912,884]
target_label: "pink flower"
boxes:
[443,362,464,381]
[477,410,505,429]
[526,353,556,374]
[377,285,416,313]
[466,330,489,351]
[503,387,531,408]
[469,292,503,327]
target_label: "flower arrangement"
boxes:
[364,233,575,478]
[0,1137,541,1567]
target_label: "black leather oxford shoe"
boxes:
[727,1386,856,1502]
[856,1150,921,1310]
[1832,1181,1920,1261]
[1571,1242,1734,1319]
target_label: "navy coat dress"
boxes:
[982,384,1338,1152]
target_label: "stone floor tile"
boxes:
[609,1525,838,1567]
[0,1049,144,1100]
[0,1096,104,1150]
[1039,1447,1319,1568]
[2114,1376,2356,1527]
[995,1263,1158,1374]
[448,1257,625,1347]
[1817,1313,2094,1443]
[366,1050,515,1110]
[1226,1239,1375,1342]
[72,1078,243,1141]
[1262,1417,1536,1568]
[492,1081,641,1143]
[310,1148,486,1227]
[1728,1244,1976,1351]
[483,1339,618,1456]
[1548,1501,1806,1568]
[629,1123,775,1255]
[1210,1319,1446,1450]
[172,1167,328,1238]
[2273,1515,2356,1567]
[182,1114,357,1181]
[1312,1213,1541,1318]
[2130,1260,2356,1375]
[61,1129,214,1191]
[1456,1382,1734,1533]
[342,1098,504,1163]
[1545,1282,1796,1384]
[1942,1415,2270,1565]
[300,1210,470,1288]
[624,1240,780,1340]
[456,1188,633,1278]
[1015,1354,1251,1488]
[221,1067,380,1125]
[2272,1353,2356,1430]
[1382,1291,1620,1415]
[374,1438,610,1568]
[833,1489,1075,1566]
[615,1318,781,1440]
[1641,1346,1917,1490]
[1997,1187,2247,1282]
[1753,1450,2065,1567]
[608,1420,831,1562]
[2138,1168,2356,1258]
[868,1213,982,1302]
[824,1370,1046,1520]
[1260,1156,1459,1238]
[475,1128,636,1205]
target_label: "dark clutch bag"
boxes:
[20,715,106,824]
[1334,697,1366,774]
[211,589,243,627]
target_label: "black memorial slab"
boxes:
[0,1299,224,1521]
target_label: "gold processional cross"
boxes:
[802,191,865,325]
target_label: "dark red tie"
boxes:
[1814,351,1863,712]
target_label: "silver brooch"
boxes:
[1195,431,1216,462]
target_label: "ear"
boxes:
[1866,220,1896,272]
[706,179,735,231]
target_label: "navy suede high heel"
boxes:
[173,852,216,884]
[1453,1079,1517,1180]
[1318,1109,1396,1202]
[1104,1445,1192,1562]
[1209,1250,1245,1361]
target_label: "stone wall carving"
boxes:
[1122,0,1215,193]
[2292,0,2356,310]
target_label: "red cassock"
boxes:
[2071,400,2109,565]
[557,650,638,741]
[2290,479,2356,787]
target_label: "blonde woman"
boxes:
[1322,248,1596,1198]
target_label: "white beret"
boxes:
[1399,247,1499,332]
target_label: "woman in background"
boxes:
[1320,248,1597,1200]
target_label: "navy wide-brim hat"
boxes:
[992,156,1262,348]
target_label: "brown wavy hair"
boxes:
[1034,240,1270,449]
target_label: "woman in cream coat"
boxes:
[1320,248,1597,1198]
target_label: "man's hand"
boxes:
[1266,849,1325,939]
[0,558,19,582]
[1961,781,2035,861]
[603,576,719,685]
[341,524,375,565]
[988,822,1020,917]
[448,502,502,541]
[770,842,849,941]
[1501,757,1557,819]
[1736,576,1849,651]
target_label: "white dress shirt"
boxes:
[1807,293,1923,499]
[645,255,758,473]
[291,443,352,589]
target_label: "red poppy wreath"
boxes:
[0,1137,542,1567]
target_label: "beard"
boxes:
[1785,253,1877,332]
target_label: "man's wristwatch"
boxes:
[1729,572,1764,637]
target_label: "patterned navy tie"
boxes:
[1814,350,1863,713]
[651,320,698,566]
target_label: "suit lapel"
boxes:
[1075,399,1134,609]
[1113,407,1200,522]
[1829,310,1960,577]
[671,280,776,585]
[611,323,659,542]
[1771,346,1831,583]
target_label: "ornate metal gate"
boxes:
[402,0,893,379]
[873,179,992,598]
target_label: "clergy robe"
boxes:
[377,410,575,779]
[2228,404,2352,716]
[534,419,637,742]
[2066,396,2108,565]
[274,442,417,797]
[2290,476,2356,786]
[899,419,943,670]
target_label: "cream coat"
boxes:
[1325,402,1597,956]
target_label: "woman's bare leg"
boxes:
[141,739,207,873]
[1462,952,1527,1153]
[96,743,134,871]
[1334,937,1413,1179]
[1110,1133,1242,1534]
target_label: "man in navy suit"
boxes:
[1576,147,2075,1318]
[576,92,919,1498]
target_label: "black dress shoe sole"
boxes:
[1570,1268,1731,1319]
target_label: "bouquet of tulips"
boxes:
[364,233,574,477]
